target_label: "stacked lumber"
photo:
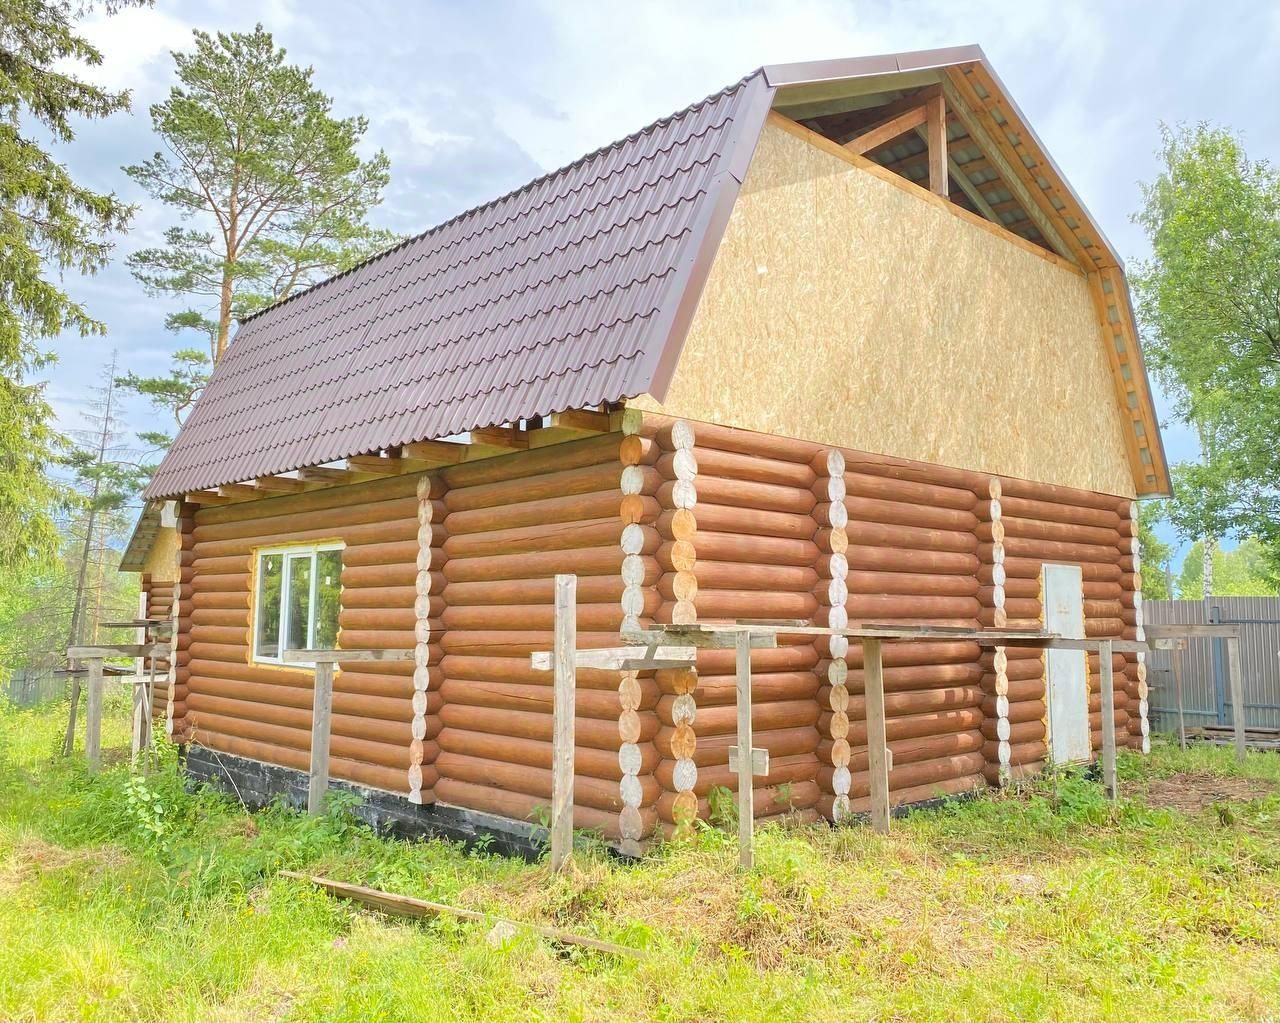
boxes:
[435,434,650,841]
[651,419,823,827]
[141,574,173,719]
[186,475,419,793]
[168,505,195,737]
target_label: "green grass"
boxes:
[2,696,1279,1022]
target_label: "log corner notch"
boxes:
[845,85,948,198]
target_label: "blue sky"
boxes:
[44,0,1280,563]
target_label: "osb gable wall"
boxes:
[141,525,179,582]
[632,115,1137,499]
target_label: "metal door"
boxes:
[1043,563,1090,764]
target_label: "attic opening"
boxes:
[771,76,1068,260]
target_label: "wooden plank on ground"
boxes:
[280,872,644,958]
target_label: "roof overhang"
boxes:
[119,503,162,573]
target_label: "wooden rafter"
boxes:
[253,475,305,493]
[925,93,948,197]
[845,104,928,156]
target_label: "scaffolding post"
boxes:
[551,574,577,871]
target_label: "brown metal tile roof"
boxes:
[145,45,1169,500]
[145,71,773,498]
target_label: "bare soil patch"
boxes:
[1142,772,1276,812]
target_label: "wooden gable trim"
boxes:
[942,65,1169,497]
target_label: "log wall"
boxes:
[140,573,172,720]
[435,433,647,841]
[186,476,420,792]
[175,412,1145,842]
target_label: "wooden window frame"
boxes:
[251,542,344,667]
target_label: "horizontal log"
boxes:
[1000,516,1121,547]
[687,503,816,541]
[342,586,422,611]
[431,778,642,840]
[671,699,819,736]
[688,560,819,593]
[442,544,631,583]
[659,752,817,796]
[341,563,417,589]
[439,655,626,691]
[690,643,819,676]
[838,706,984,745]
[694,589,817,620]
[662,725,819,764]
[843,685,983,720]
[445,575,645,607]
[841,449,989,492]
[188,710,411,769]
[690,530,819,567]
[437,679,646,719]
[442,517,622,559]
[819,727,983,770]
[999,536,1121,565]
[692,475,816,516]
[439,629,622,658]
[851,520,977,554]
[690,446,816,488]
[438,704,651,748]
[843,470,978,511]
[187,693,412,748]
[996,494,1121,529]
[840,661,984,696]
[189,673,414,722]
[436,753,653,813]
[656,780,820,825]
[441,433,622,489]
[844,494,977,533]
[441,602,647,633]
[437,729,655,780]
[844,545,979,577]
[192,518,418,559]
[846,571,978,598]
[193,731,411,794]
[996,476,1125,512]
[845,593,980,621]
[342,540,421,568]
[192,495,416,544]
[445,489,627,536]
[674,419,818,464]
[1001,556,1122,582]
[680,670,819,707]
[444,462,622,513]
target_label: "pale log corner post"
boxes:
[551,574,578,872]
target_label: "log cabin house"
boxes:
[125,46,1169,852]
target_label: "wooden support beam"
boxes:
[402,439,468,465]
[925,93,948,197]
[85,657,103,773]
[469,426,529,456]
[309,659,334,814]
[253,475,306,493]
[297,465,355,485]
[1172,643,1187,750]
[620,628,778,650]
[284,649,416,664]
[531,645,696,672]
[216,482,259,500]
[845,104,928,156]
[1098,639,1117,800]
[551,574,576,872]
[862,637,890,834]
[345,455,401,476]
[734,631,755,869]
[183,490,228,505]
[1144,623,1242,640]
